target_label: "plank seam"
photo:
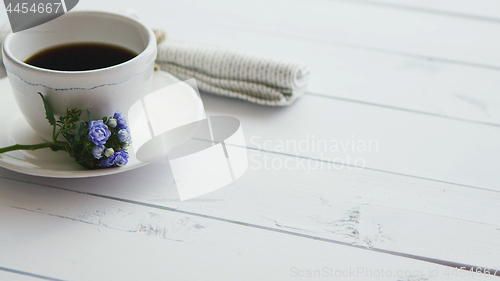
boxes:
[226,24,500,71]
[0,266,66,281]
[190,138,500,194]
[239,145,500,193]
[328,0,500,23]
[304,91,500,128]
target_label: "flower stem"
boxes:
[0,142,67,154]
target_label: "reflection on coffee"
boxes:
[24,42,138,71]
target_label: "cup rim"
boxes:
[2,10,156,75]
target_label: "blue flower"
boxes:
[107,118,117,128]
[104,148,114,157]
[100,149,129,168]
[88,120,111,145]
[113,111,127,129]
[113,149,129,167]
[118,128,132,144]
[92,145,105,159]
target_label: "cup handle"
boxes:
[118,8,139,19]
[0,21,12,78]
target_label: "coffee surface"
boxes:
[24,42,138,71]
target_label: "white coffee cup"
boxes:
[2,11,157,141]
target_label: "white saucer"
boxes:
[0,71,204,178]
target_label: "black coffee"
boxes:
[24,42,138,71]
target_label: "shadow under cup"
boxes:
[2,11,157,142]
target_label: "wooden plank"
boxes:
[1,147,499,270]
[200,93,500,191]
[0,180,498,280]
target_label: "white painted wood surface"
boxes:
[0,0,499,280]
[1,179,499,281]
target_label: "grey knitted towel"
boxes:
[156,39,310,106]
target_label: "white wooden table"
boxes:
[1,0,499,280]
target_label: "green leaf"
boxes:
[38,93,56,126]
[82,122,89,141]
[75,121,86,142]
[49,145,66,152]
[86,110,92,122]
[74,126,81,142]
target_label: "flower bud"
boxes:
[92,145,105,159]
[108,118,118,128]
[118,128,131,143]
[104,148,115,158]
